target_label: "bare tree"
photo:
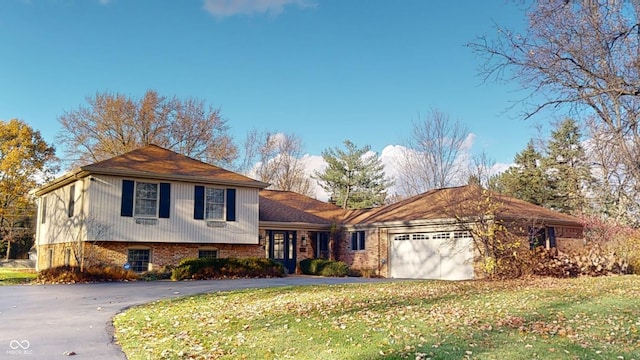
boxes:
[465,150,497,189]
[240,130,315,197]
[57,90,237,168]
[469,0,640,197]
[585,118,640,224]
[396,109,470,196]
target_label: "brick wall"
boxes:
[338,228,388,277]
[38,241,265,271]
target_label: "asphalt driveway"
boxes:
[0,276,389,359]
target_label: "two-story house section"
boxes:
[33,145,268,272]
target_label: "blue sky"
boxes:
[1,0,539,168]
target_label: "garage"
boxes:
[389,231,475,280]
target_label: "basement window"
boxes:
[127,249,151,272]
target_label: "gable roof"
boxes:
[35,145,268,196]
[259,190,346,226]
[344,185,584,227]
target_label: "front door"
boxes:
[267,230,296,274]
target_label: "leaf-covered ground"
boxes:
[113,276,640,360]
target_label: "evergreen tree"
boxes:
[315,140,392,209]
[492,141,551,206]
[543,118,592,214]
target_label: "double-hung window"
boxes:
[121,180,170,219]
[205,188,225,220]
[194,186,236,222]
[134,182,158,217]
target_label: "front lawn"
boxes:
[0,268,37,285]
[113,276,640,360]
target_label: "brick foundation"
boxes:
[37,241,264,271]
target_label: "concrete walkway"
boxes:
[0,276,389,359]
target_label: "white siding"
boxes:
[36,179,86,245]
[85,175,259,244]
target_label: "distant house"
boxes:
[33,145,584,280]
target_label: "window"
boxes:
[41,196,47,224]
[121,180,170,219]
[412,234,429,240]
[350,231,365,251]
[199,249,218,259]
[128,249,150,272]
[134,182,158,217]
[529,227,556,249]
[68,184,75,218]
[432,232,451,240]
[64,248,71,266]
[394,234,410,241]
[194,186,236,221]
[205,188,225,220]
[453,231,471,239]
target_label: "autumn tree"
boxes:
[469,0,640,205]
[239,130,314,197]
[0,119,57,259]
[543,118,593,214]
[57,90,237,168]
[315,140,392,209]
[396,109,470,196]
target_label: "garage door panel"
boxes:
[390,233,474,280]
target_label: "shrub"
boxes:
[171,257,285,281]
[299,258,349,277]
[139,266,173,281]
[37,265,138,284]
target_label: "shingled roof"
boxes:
[35,144,268,195]
[344,185,584,227]
[259,190,346,225]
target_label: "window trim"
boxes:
[198,248,219,259]
[204,187,226,221]
[127,248,151,272]
[350,230,366,251]
[134,182,159,218]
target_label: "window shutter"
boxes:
[226,188,236,221]
[159,183,171,218]
[359,231,365,250]
[121,180,135,217]
[351,232,357,250]
[194,186,204,220]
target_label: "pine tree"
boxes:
[315,140,392,209]
[543,118,592,214]
[492,141,551,206]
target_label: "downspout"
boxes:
[377,227,381,276]
[78,177,87,272]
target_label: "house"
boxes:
[33,145,269,272]
[337,185,584,280]
[33,145,584,280]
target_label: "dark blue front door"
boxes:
[267,230,296,274]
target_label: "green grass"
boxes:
[0,268,37,285]
[113,276,640,360]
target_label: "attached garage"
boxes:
[389,230,474,280]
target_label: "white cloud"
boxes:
[202,0,315,18]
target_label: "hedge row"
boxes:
[171,257,285,280]
[299,258,349,277]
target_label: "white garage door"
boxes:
[390,231,474,280]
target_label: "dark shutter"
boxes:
[351,232,357,250]
[359,231,365,250]
[194,186,204,220]
[121,180,135,217]
[159,183,171,218]
[226,188,236,221]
